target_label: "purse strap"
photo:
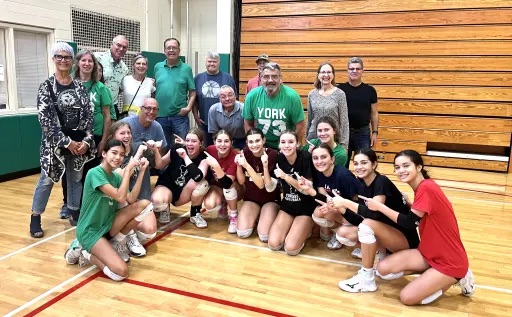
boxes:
[46,79,66,128]
[126,76,145,114]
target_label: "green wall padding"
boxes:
[141,51,185,78]
[219,53,230,74]
[0,116,23,175]
[19,114,41,171]
[67,41,78,55]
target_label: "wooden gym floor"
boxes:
[1,163,511,316]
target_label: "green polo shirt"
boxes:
[154,60,195,117]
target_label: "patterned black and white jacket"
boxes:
[37,75,95,183]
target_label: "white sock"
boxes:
[81,249,91,261]
[361,267,374,279]
[376,270,404,280]
[421,289,442,305]
[103,266,126,282]
[112,232,126,242]
[228,209,238,217]
[127,230,135,235]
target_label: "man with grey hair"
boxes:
[94,35,130,117]
[242,62,305,149]
[193,50,236,146]
[337,57,378,168]
[208,85,246,149]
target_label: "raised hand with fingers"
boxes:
[176,147,188,159]
[145,140,163,150]
[306,139,316,153]
[139,157,150,171]
[274,163,286,179]
[235,151,247,167]
[134,144,147,160]
[358,195,384,212]
[204,151,220,168]
[174,134,185,145]
[261,149,268,166]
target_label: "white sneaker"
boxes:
[228,214,238,234]
[327,235,342,250]
[126,232,146,257]
[351,248,362,259]
[79,249,91,267]
[338,269,377,293]
[190,214,208,228]
[110,239,131,263]
[64,238,82,265]
[159,210,171,224]
[457,269,475,296]
[376,250,387,262]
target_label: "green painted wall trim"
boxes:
[219,53,231,74]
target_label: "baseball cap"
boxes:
[256,54,269,63]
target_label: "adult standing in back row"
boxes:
[337,57,378,168]
[154,38,196,145]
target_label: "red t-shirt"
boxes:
[242,147,280,205]
[413,179,469,278]
[206,145,238,187]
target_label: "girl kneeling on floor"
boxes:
[75,139,153,281]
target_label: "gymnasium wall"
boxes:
[239,0,512,172]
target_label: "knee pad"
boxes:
[258,232,269,243]
[223,187,238,201]
[136,230,157,241]
[312,214,334,228]
[335,233,356,246]
[204,204,222,217]
[237,228,253,239]
[285,243,305,256]
[358,223,376,244]
[103,266,126,282]
[153,203,168,212]
[268,242,284,251]
[375,270,404,280]
[192,179,209,197]
[134,202,154,222]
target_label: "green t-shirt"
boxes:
[303,138,348,167]
[83,81,113,136]
[76,165,122,252]
[242,85,305,149]
[154,60,195,117]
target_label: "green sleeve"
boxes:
[186,66,195,90]
[89,168,111,191]
[333,145,348,167]
[98,83,112,108]
[289,90,305,123]
[242,92,254,120]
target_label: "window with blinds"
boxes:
[0,29,7,110]
[13,31,48,109]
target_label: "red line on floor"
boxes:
[23,272,101,317]
[22,217,189,316]
[117,277,296,317]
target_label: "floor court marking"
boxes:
[0,227,76,261]
[110,276,295,317]
[10,214,190,317]
[172,232,512,295]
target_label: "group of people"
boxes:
[28,34,475,306]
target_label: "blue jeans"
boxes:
[157,115,190,147]
[346,126,371,168]
[32,158,83,214]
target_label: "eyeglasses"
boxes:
[141,106,159,113]
[319,71,333,75]
[348,67,362,72]
[114,42,128,50]
[165,46,180,51]
[54,55,73,62]
[261,74,280,81]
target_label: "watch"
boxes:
[372,131,378,135]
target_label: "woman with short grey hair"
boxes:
[29,42,94,238]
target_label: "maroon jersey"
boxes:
[206,145,238,187]
[242,147,280,205]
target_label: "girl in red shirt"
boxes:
[360,150,474,305]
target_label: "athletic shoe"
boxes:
[59,204,70,219]
[338,269,377,293]
[218,204,228,220]
[228,214,238,234]
[64,238,82,265]
[126,232,146,257]
[190,213,208,228]
[376,250,387,262]
[159,209,171,224]
[457,269,475,296]
[319,231,331,242]
[79,250,91,267]
[351,248,362,259]
[327,235,342,250]
[110,239,131,263]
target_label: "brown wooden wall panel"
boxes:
[378,100,512,117]
[380,128,511,146]
[376,152,509,172]
[374,140,427,154]
[240,70,512,87]
[241,26,512,43]
[379,114,512,133]
[242,9,512,31]
[240,42,512,57]
[240,57,512,72]
[242,0,512,17]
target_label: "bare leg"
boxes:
[268,210,294,250]
[284,216,314,255]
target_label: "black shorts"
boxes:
[156,177,184,205]
[280,201,315,217]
